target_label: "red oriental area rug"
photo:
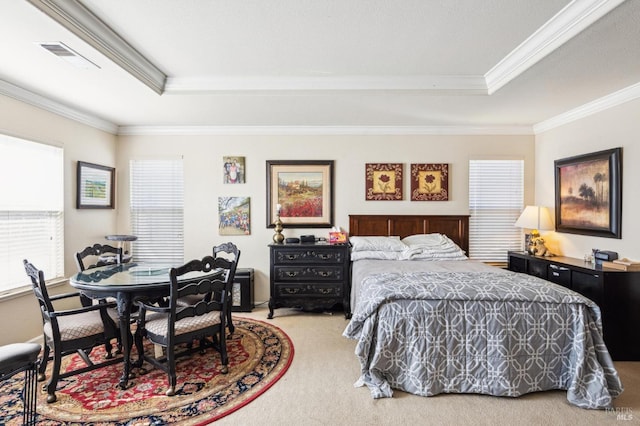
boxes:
[0,317,293,425]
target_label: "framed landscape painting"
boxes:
[554,147,622,238]
[76,161,115,209]
[266,160,334,228]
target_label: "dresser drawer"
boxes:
[527,259,547,279]
[274,265,344,282]
[273,248,346,264]
[274,283,342,298]
[547,263,571,288]
[509,255,527,273]
[572,270,603,306]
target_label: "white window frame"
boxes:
[469,159,524,263]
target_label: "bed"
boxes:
[343,214,622,409]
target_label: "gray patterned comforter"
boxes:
[343,270,623,409]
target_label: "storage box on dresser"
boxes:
[268,242,350,319]
[508,251,640,361]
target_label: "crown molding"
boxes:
[26,0,166,94]
[165,75,488,94]
[117,125,533,136]
[485,0,626,94]
[533,81,640,134]
[0,79,118,134]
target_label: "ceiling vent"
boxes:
[37,41,100,69]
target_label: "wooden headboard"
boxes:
[348,214,470,254]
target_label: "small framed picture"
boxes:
[223,156,245,184]
[218,196,251,235]
[76,161,115,209]
[410,163,449,201]
[365,163,403,201]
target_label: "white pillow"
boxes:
[349,236,407,252]
[401,233,448,247]
[351,251,403,261]
[402,247,468,261]
[400,233,467,260]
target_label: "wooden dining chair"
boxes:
[23,260,122,403]
[213,242,240,334]
[134,254,235,396]
[75,243,123,272]
[177,242,240,335]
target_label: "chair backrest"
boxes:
[23,260,55,324]
[168,255,235,329]
[75,243,123,272]
[213,242,241,289]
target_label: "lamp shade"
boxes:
[514,206,554,231]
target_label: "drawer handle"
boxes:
[318,288,334,294]
[283,288,300,294]
[285,271,299,277]
[549,264,569,271]
[552,272,560,277]
[318,253,332,260]
[318,271,332,277]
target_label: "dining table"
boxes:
[70,262,222,389]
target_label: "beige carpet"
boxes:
[219,305,639,426]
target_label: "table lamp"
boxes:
[514,205,554,254]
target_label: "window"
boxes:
[130,159,184,265]
[468,159,524,263]
[0,134,64,293]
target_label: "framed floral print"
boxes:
[365,163,403,200]
[410,163,449,201]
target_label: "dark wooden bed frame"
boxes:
[348,214,470,254]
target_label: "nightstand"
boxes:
[268,242,350,319]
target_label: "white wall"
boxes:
[535,98,640,260]
[0,94,117,345]
[117,133,535,304]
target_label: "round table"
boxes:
[70,262,221,389]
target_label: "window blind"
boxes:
[0,135,64,293]
[468,159,524,262]
[130,159,184,265]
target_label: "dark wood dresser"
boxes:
[508,251,640,361]
[268,242,350,319]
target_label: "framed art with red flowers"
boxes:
[411,163,449,201]
[365,163,403,201]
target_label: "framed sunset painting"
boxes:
[554,147,621,238]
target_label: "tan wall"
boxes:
[1,92,538,343]
[0,94,117,345]
[117,134,536,306]
[535,98,640,260]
